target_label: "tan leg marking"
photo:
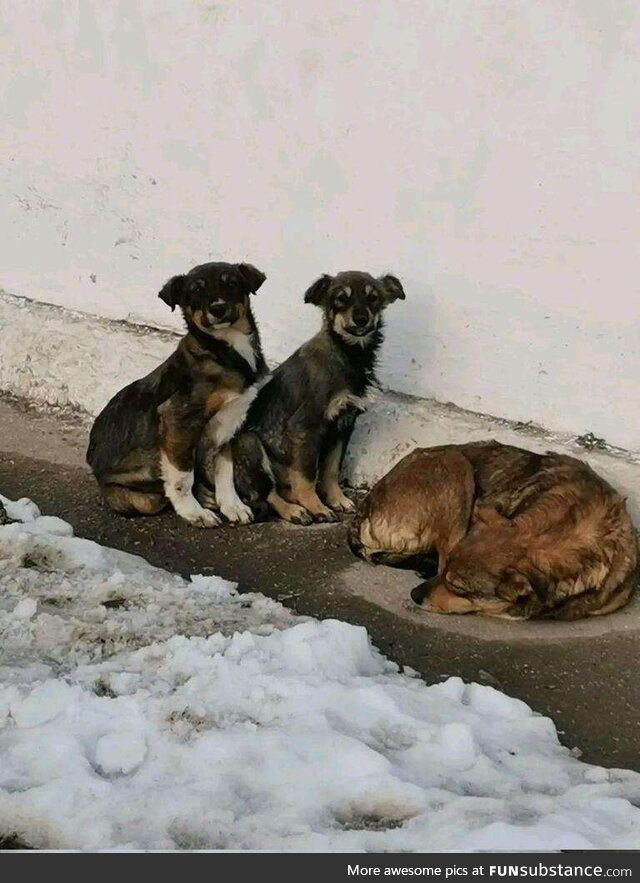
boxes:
[288,469,337,522]
[266,490,313,525]
[319,440,355,513]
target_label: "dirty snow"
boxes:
[0,493,639,851]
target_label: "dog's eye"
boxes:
[333,290,349,308]
[226,277,238,288]
[366,292,379,306]
[446,574,469,594]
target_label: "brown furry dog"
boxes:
[348,441,637,620]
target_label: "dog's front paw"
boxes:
[328,492,356,514]
[175,498,222,528]
[312,506,339,523]
[285,504,314,526]
[188,508,222,529]
[220,498,254,525]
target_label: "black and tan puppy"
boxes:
[87,261,267,527]
[349,441,637,620]
[203,270,405,524]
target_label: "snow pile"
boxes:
[0,494,639,850]
[0,493,297,685]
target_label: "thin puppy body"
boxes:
[349,441,637,620]
[87,261,267,527]
[211,270,406,524]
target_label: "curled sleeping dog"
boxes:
[86,261,267,527]
[349,441,637,620]
[197,270,406,524]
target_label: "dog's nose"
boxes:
[209,302,227,320]
[352,311,369,328]
[411,579,435,606]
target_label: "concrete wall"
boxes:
[1,1,639,449]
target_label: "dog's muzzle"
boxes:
[205,302,234,326]
[345,309,376,337]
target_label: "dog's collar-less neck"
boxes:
[186,321,225,352]
[185,323,258,384]
[324,321,383,392]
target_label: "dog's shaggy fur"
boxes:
[87,261,267,527]
[349,441,637,620]
[200,270,405,524]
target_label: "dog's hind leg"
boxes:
[100,485,168,517]
[230,433,313,525]
[348,447,475,569]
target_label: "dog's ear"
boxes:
[474,505,511,529]
[518,561,551,602]
[378,274,405,303]
[495,568,534,603]
[158,275,186,312]
[304,274,333,305]
[237,263,266,294]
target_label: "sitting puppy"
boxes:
[349,441,637,620]
[87,261,267,527]
[199,271,405,524]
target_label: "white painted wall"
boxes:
[1,1,639,449]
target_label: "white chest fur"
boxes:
[325,391,369,422]
[204,384,258,450]
[211,326,257,373]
